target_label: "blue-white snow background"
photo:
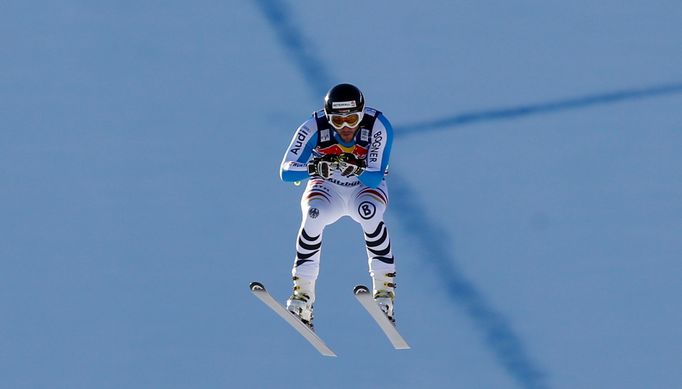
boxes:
[1,1,681,388]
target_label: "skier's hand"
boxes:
[307,158,335,179]
[339,161,363,177]
[338,153,365,177]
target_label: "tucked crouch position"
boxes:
[280,83,396,329]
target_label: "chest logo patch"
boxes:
[320,129,330,142]
[360,128,370,142]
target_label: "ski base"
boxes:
[249,281,336,357]
[353,285,410,350]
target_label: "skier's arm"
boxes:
[358,113,393,188]
[280,120,318,182]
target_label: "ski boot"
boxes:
[286,276,315,329]
[373,272,396,323]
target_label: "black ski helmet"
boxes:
[324,83,365,117]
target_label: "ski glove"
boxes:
[338,153,365,177]
[307,157,335,179]
[338,161,364,177]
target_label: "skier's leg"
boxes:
[293,179,344,283]
[288,179,344,326]
[350,183,396,321]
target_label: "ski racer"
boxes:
[279,83,396,328]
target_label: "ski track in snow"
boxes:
[254,0,551,388]
[396,82,682,137]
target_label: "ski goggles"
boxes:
[328,111,364,129]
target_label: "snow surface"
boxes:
[1,1,681,388]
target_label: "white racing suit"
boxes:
[280,107,395,303]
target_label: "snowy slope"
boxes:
[1,1,681,388]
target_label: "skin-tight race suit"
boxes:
[280,107,395,302]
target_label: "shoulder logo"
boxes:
[289,127,310,155]
[368,130,383,163]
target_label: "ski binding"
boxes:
[353,285,410,350]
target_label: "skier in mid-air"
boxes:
[280,83,396,328]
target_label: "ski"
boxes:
[249,281,337,357]
[353,285,410,350]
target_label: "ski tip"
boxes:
[353,285,370,295]
[250,281,265,292]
